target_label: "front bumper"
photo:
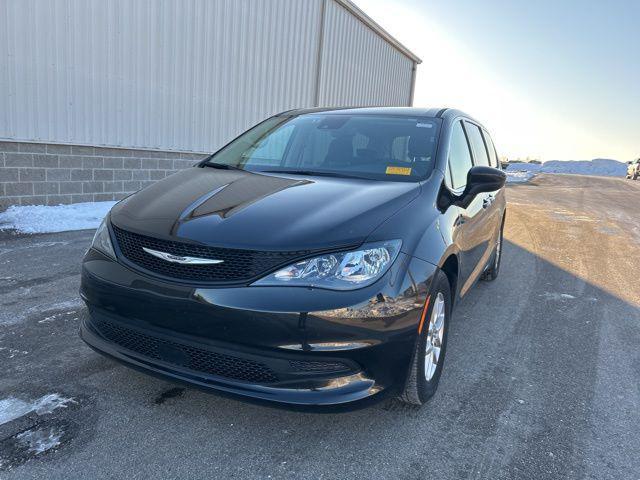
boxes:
[79,248,437,407]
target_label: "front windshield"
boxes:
[205,113,442,182]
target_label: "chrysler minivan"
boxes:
[80,107,506,408]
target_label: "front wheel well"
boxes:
[440,255,459,306]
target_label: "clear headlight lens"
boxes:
[91,217,116,259]
[254,240,401,290]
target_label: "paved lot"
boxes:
[1,174,639,479]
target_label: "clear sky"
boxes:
[354,0,639,161]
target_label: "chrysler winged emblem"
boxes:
[142,247,224,265]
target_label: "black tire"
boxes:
[481,216,505,281]
[398,271,451,405]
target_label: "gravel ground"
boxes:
[1,173,639,479]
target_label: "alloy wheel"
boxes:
[424,292,446,381]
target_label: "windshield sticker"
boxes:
[416,123,433,128]
[386,166,412,176]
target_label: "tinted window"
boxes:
[483,131,498,167]
[298,127,333,167]
[448,121,473,189]
[465,122,490,166]
[249,124,295,166]
[207,114,442,182]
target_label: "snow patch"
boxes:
[0,298,83,326]
[506,159,627,183]
[0,201,116,234]
[0,394,76,425]
[38,299,84,314]
[0,347,28,359]
[506,171,536,183]
[540,292,576,301]
[38,310,78,324]
[16,427,64,454]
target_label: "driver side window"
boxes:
[447,121,473,190]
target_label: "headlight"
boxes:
[253,240,401,290]
[91,217,116,259]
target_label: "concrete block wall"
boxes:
[0,141,207,211]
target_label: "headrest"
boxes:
[323,136,354,165]
[408,134,432,158]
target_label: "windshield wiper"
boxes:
[261,169,361,179]
[200,157,245,171]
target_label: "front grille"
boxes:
[111,224,310,284]
[289,360,351,373]
[93,319,279,384]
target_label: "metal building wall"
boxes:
[0,0,417,154]
[317,0,415,107]
[0,0,322,153]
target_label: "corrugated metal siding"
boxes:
[0,0,416,153]
[318,0,414,108]
[0,0,322,152]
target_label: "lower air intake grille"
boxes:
[93,319,278,384]
[111,224,310,284]
[289,360,351,373]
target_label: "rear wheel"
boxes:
[398,272,451,405]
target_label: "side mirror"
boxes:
[439,166,506,210]
[455,166,506,208]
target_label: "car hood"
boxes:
[110,167,421,251]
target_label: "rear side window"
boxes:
[448,121,473,189]
[464,122,490,167]
[483,131,498,168]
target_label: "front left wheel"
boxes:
[398,271,451,405]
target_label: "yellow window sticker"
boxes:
[386,166,412,176]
